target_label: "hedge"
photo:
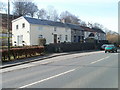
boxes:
[1,46,44,61]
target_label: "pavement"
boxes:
[1,50,103,73]
[2,50,118,88]
[1,50,99,69]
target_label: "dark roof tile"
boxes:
[92,28,106,34]
[80,26,105,34]
[24,17,83,30]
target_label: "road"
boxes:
[2,51,119,88]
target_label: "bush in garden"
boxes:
[1,49,8,61]
[38,38,46,46]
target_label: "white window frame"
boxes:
[59,34,62,41]
[38,35,43,38]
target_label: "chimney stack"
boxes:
[61,19,65,23]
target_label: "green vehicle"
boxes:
[105,45,117,53]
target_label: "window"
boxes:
[74,36,76,42]
[59,35,62,41]
[78,36,81,42]
[38,35,43,38]
[74,30,77,34]
[65,35,68,41]
[81,36,84,40]
[16,25,18,29]
[81,31,84,36]
[22,23,25,28]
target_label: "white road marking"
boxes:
[18,54,111,88]
[90,56,110,64]
[19,68,76,88]
[114,53,118,55]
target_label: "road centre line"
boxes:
[18,68,76,88]
[90,56,110,64]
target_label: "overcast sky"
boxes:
[0,0,119,32]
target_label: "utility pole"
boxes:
[7,0,10,60]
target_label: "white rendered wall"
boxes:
[12,17,30,46]
[30,24,71,45]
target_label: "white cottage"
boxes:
[80,26,106,41]
[12,16,84,46]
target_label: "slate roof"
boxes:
[66,23,84,30]
[24,17,83,30]
[80,26,94,32]
[80,26,105,34]
[23,17,105,33]
[92,28,106,34]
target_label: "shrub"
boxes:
[38,38,46,46]
[1,46,44,61]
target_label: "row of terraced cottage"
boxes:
[12,16,106,46]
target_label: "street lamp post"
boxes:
[7,0,10,60]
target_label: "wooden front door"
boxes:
[54,34,57,43]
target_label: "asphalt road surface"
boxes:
[2,51,119,88]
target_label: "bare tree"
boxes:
[87,22,93,28]
[12,1,27,16]
[60,11,80,24]
[87,22,110,33]
[79,21,87,27]
[12,0,38,17]
[92,23,104,29]
[37,9,47,19]
[106,32,120,45]
[46,6,59,21]
[0,2,7,13]
[27,2,38,17]
[52,9,59,21]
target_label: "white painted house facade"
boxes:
[12,16,84,46]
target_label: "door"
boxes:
[17,35,19,46]
[78,36,80,42]
[54,34,57,43]
[17,35,23,46]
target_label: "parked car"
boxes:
[105,45,117,53]
[101,44,108,50]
